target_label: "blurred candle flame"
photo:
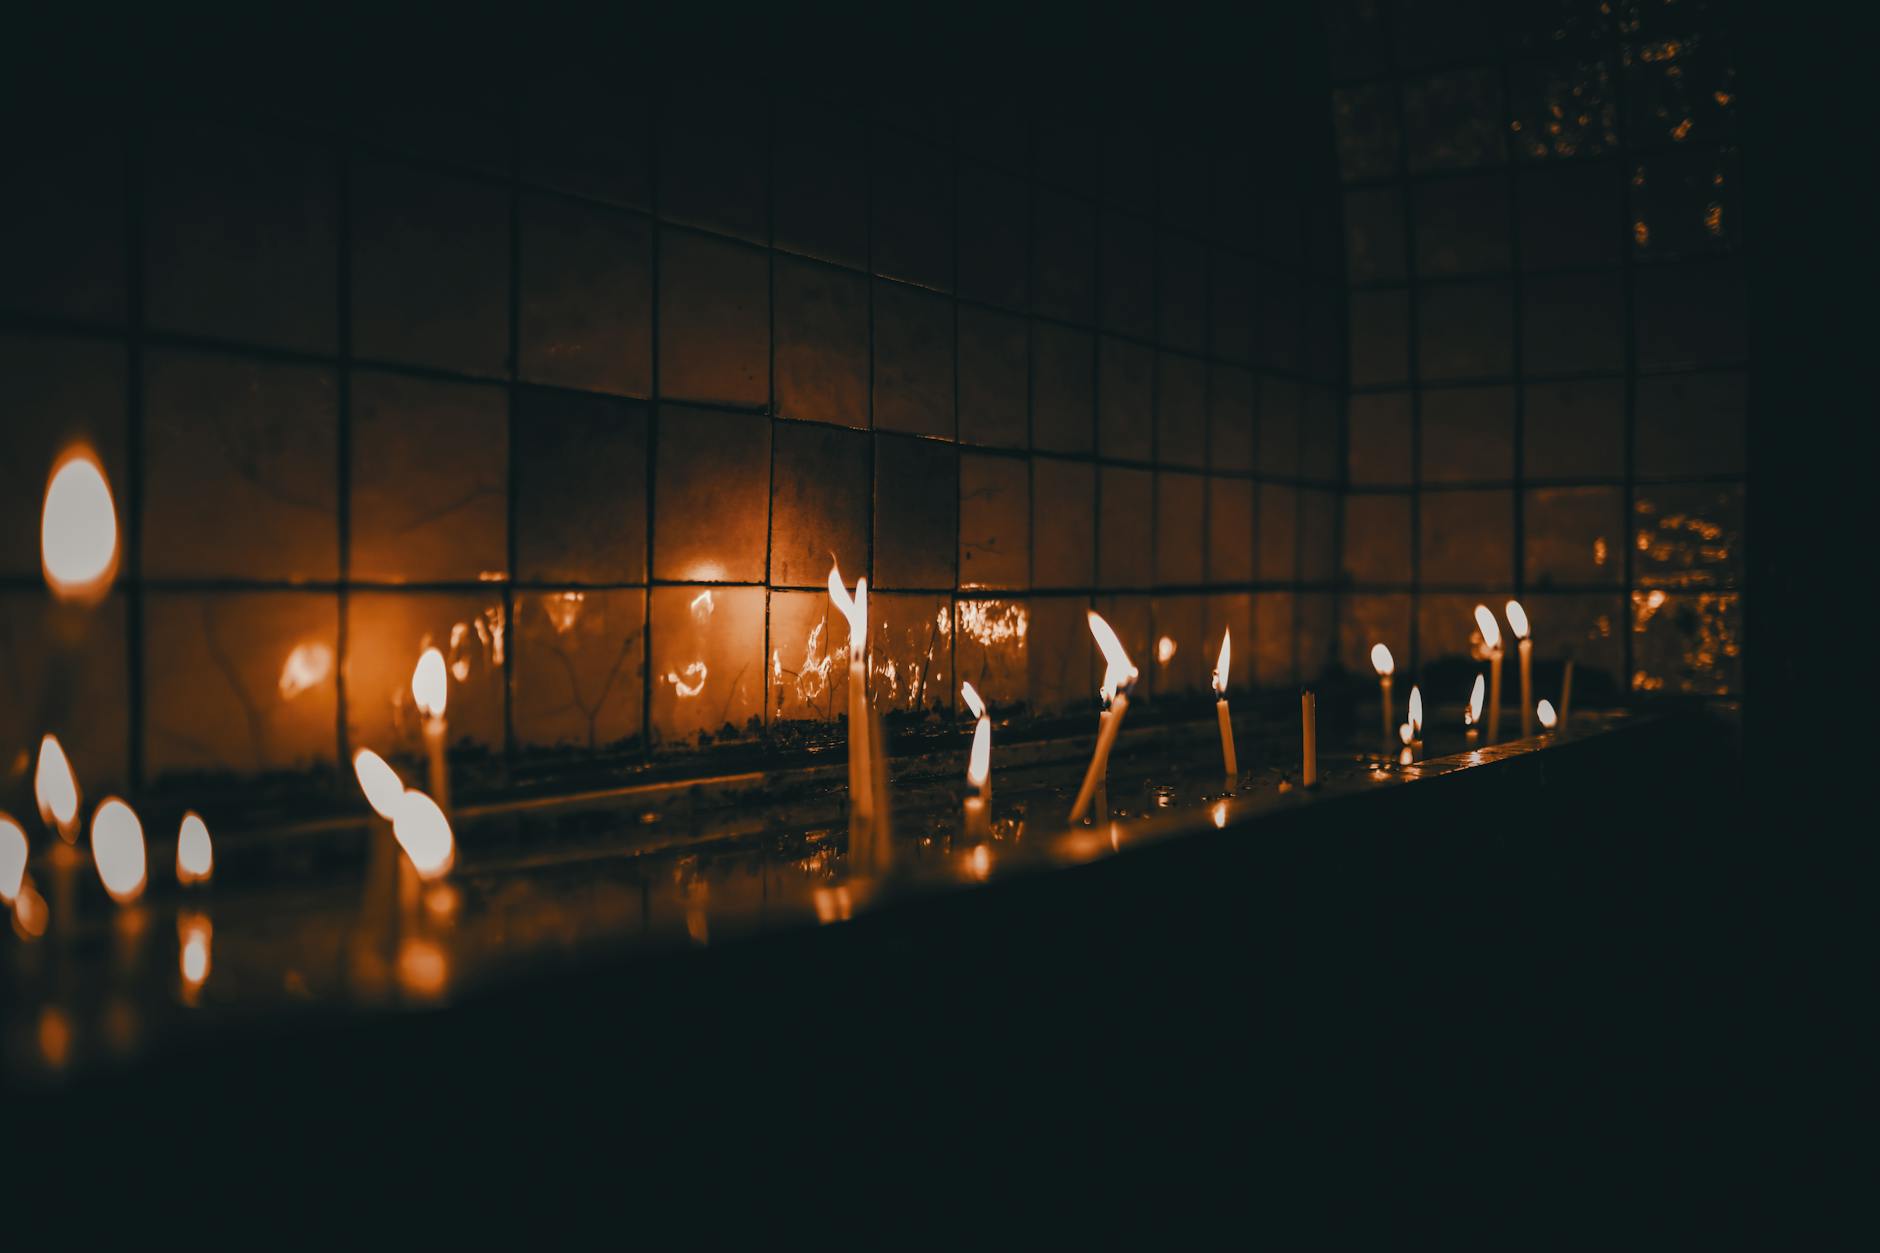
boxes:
[960,680,986,720]
[1538,699,1558,729]
[1211,800,1228,829]
[1505,599,1530,642]
[1156,635,1177,664]
[178,911,212,996]
[411,647,448,718]
[1,814,28,903]
[1408,685,1423,737]
[967,717,991,788]
[827,563,868,655]
[90,797,147,905]
[13,880,49,939]
[391,788,455,880]
[1467,674,1486,725]
[352,749,406,820]
[1473,604,1503,652]
[395,936,448,1000]
[1370,642,1395,677]
[176,811,213,885]
[35,734,80,841]
[1088,611,1138,706]
[41,445,119,602]
[968,844,991,881]
[1213,629,1231,697]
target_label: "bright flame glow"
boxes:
[1213,629,1231,697]
[352,749,406,820]
[1538,699,1558,729]
[967,717,991,788]
[35,734,79,838]
[1400,723,1414,746]
[1468,674,1486,725]
[1211,800,1228,829]
[392,789,455,880]
[827,563,867,655]
[412,647,448,718]
[178,912,212,993]
[1505,599,1530,641]
[1473,604,1502,652]
[277,642,333,700]
[1156,636,1177,664]
[176,812,213,884]
[41,447,119,602]
[960,680,986,720]
[14,881,48,938]
[1370,643,1395,677]
[666,662,708,697]
[1088,611,1138,706]
[1408,685,1422,736]
[90,797,147,905]
[968,844,991,880]
[1,815,27,903]
[396,937,447,999]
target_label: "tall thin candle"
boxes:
[1069,612,1138,825]
[1507,599,1533,739]
[1370,643,1395,749]
[1213,629,1238,791]
[1473,604,1504,744]
[411,647,451,813]
[828,564,873,822]
[1300,689,1318,789]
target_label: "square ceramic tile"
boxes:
[875,435,958,590]
[345,591,506,760]
[1031,186,1096,324]
[1347,391,1412,487]
[1522,271,1623,376]
[957,306,1028,449]
[1155,353,1207,469]
[1,130,127,323]
[1418,281,1513,381]
[1022,596,1092,716]
[1524,380,1625,480]
[1208,364,1255,472]
[1414,592,1499,670]
[0,335,128,578]
[1634,258,1747,371]
[518,193,652,396]
[774,255,868,429]
[1032,458,1095,590]
[1297,593,1338,682]
[872,130,954,291]
[648,585,765,746]
[1098,466,1154,589]
[869,592,954,718]
[770,422,868,588]
[350,157,510,377]
[1412,174,1509,277]
[1259,485,1299,583]
[1156,231,1207,354]
[1258,377,1303,479]
[1298,490,1338,583]
[658,76,767,243]
[767,590,850,725]
[519,73,651,209]
[1100,210,1155,340]
[1333,84,1402,181]
[874,280,956,438]
[954,598,1030,713]
[958,453,1029,590]
[658,230,768,407]
[1031,323,1094,454]
[513,389,647,584]
[1404,70,1506,173]
[1155,471,1206,586]
[1259,264,1305,377]
[652,405,770,583]
[1420,386,1515,484]
[1525,486,1625,589]
[1034,111,1099,195]
[957,160,1029,310]
[1348,289,1410,387]
[1419,489,1515,587]
[1343,185,1406,284]
[1634,483,1744,589]
[1252,592,1296,685]
[142,350,338,581]
[144,592,339,779]
[349,370,508,583]
[1518,164,1624,270]
[0,593,131,793]
[1526,592,1626,703]
[1210,250,1255,365]
[512,589,646,752]
[1633,371,1746,478]
[1208,478,1255,585]
[1098,337,1154,461]
[1632,591,1741,697]
[1339,591,1414,679]
[1148,595,1208,698]
[144,122,339,353]
[773,95,867,269]
[1342,493,1412,586]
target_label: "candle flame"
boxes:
[176,811,213,885]
[90,797,147,905]
[1473,604,1502,652]
[1370,642,1395,677]
[1156,635,1177,664]
[960,680,986,720]
[41,445,119,602]
[178,911,212,995]
[1,814,27,903]
[1400,723,1414,746]
[34,735,80,841]
[1213,629,1231,697]
[411,646,448,718]
[827,562,868,655]
[392,788,455,880]
[1088,611,1138,705]
[13,880,48,939]
[352,748,406,820]
[396,936,448,999]
[1467,674,1485,725]
[967,716,991,788]
[1211,800,1228,829]
[277,642,333,700]
[1538,699,1558,729]
[1408,685,1422,736]
[1505,599,1530,641]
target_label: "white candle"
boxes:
[1474,605,1504,744]
[176,811,213,889]
[411,647,451,813]
[963,709,992,842]
[1070,612,1138,825]
[1301,689,1318,789]
[1370,643,1395,748]
[1398,684,1424,760]
[1507,600,1533,739]
[1214,629,1238,791]
[828,564,873,823]
[1465,673,1485,744]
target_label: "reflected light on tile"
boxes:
[277,642,333,700]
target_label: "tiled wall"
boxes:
[1,48,1343,792]
[1328,0,1746,706]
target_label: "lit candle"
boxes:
[1398,684,1423,761]
[1537,699,1558,730]
[1473,605,1504,744]
[962,694,992,843]
[1069,611,1138,825]
[176,811,213,889]
[34,733,84,944]
[1300,689,1319,789]
[90,797,147,907]
[1214,629,1238,792]
[1464,673,1485,744]
[352,748,408,979]
[828,564,873,823]
[40,445,120,606]
[1559,658,1575,733]
[1369,643,1395,749]
[411,647,451,813]
[1,814,28,908]
[1507,599,1533,739]
[177,911,212,1005]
